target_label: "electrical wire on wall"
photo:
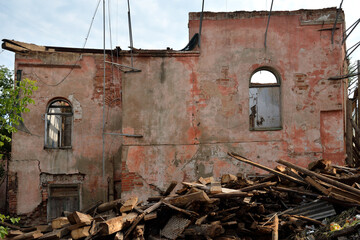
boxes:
[30,0,102,87]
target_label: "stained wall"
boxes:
[6,8,347,216]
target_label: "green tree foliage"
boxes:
[0,214,20,238]
[0,66,36,238]
[0,66,38,159]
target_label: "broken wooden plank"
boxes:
[120,196,138,213]
[239,181,277,192]
[124,201,162,240]
[51,217,69,229]
[228,152,306,185]
[96,199,123,213]
[67,211,93,225]
[12,230,43,240]
[304,176,330,195]
[288,215,324,226]
[221,174,237,184]
[162,201,199,217]
[272,214,278,240]
[71,226,93,240]
[277,159,360,197]
[99,212,138,235]
[6,230,23,237]
[209,182,222,194]
[271,186,319,197]
[166,190,211,207]
[38,227,70,240]
[163,181,177,196]
[144,212,157,221]
[35,225,52,234]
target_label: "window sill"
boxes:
[44,146,72,150]
[249,127,283,131]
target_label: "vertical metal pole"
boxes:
[127,0,134,67]
[357,60,360,139]
[198,0,205,48]
[102,0,106,186]
[264,0,274,48]
[346,99,354,166]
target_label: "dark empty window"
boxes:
[45,99,72,148]
[249,68,281,130]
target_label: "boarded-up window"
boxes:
[45,99,72,148]
[48,185,79,221]
[249,68,281,130]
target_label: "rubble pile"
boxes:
[2,152,360,240]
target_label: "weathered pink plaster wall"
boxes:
[8,8,347,215]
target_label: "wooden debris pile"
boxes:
[2,152,360,240]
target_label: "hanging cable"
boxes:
[264,0,274,48]
[33,0,102,87]
[331,0,344,44]
[345,40,360,60]
[102,0,106,184]
[342,18,360,45]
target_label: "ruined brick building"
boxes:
[2,8,348,221]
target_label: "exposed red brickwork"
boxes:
[121,161,143,192]
[7,172,17,215]
[92,55,122,107]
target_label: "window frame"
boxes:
[44,98,73,149]
[249,67,282,131]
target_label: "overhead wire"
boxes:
[342,18,360,45]
[32,0,102,87]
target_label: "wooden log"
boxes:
[51,217,69,229]
[144,212,157,221]
[289,215,324,226]
[99,212,138,235]
[71,226,92,240]
[38,227,70,240]
[120,197,138,213]
[67,211,93,225]
[277,159,360,197]
[12,230,43,240]
[198,177,213,185]
[228,152,306,185]
[304,176,330,195]
[162,201,199,217]
[272,214,278,240]
[35,225,52,233]
[96,199,123,213]
[221,174,237,184]
[163,181,177,196]
[81,200,103,215]
[6,230,23,237]
[166,191,211,207]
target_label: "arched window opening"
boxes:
[45,99,73,148]
[249,68,281,130]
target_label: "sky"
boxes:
[0,0,359,71]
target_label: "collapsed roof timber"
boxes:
[0,8,352,232]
